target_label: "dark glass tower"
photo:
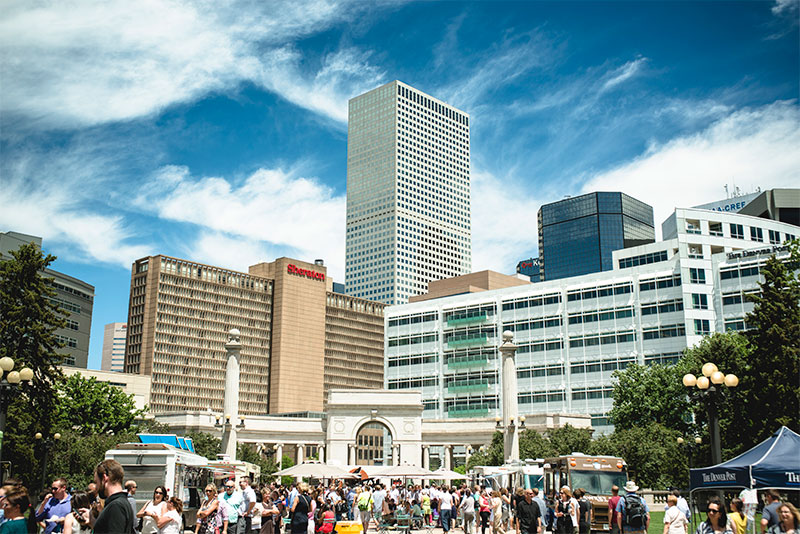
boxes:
[537,192,655,281]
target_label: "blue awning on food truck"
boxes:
[138,433,196,452]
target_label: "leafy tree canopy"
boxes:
[54,374,146,435]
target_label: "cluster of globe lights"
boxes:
[0,356,34,383]
[682,362,739,390]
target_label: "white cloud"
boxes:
[0,0,386,130]
[0,179,151,267]
[601,57,648,92]
[469,169,545,274]
[581,101,800,235]
[187,232,285,275]
[772,0,799,14]
[136,165,346,280]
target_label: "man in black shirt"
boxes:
[93,459,135,534]
[516,489,542,534]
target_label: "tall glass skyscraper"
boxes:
[346,81,472,304]
[537,192,655,281]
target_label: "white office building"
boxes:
[101,322,127,372]
[384,208,798,432]
[346,81,472,305]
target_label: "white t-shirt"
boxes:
[569,498,579,530]
[158,510,182,534]
[251,502,263,530]
[440,492,454,511]
[665,506,688,534]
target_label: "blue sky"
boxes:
[1,0,798,369]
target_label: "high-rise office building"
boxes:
[537,192,655,281]
[101,322,127,372]
[0,231,94,368]
[125,255,385,415]
[385,207,798,432]
[345,81,472,305]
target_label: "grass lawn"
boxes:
[648,511,665,534]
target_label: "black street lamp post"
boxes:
[682,362,739,466]
[34,432,61,493]
[0,357,34,483]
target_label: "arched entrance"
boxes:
[355,421,393,466]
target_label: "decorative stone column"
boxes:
[318,443,326,463]
[444,445,452,470]
[464,445,472,465]
[391,444,399,466]
[348,444,355,465]
[499,331,519,462]
[274,443,284,470]
[422,445,430,470]
[297,444,305,464]
[222,329,242,459]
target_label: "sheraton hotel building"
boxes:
[124,256,385,417]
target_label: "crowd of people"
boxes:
[1,463,798,534]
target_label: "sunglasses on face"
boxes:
[708,509,719,514]
[51,487,60,492]
[154,491,164,495]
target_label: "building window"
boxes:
[689,268,706,284]
[709,222,723,237]
[730,224,744,239]
[769,230,780,244]
[688,245,703,259]
[692,293,708,310]
[750,227,763,242]
[686,220,701,234]
[694,319,711,336]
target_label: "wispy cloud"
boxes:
[0,0,387,131]
[135,165,347,280]
[772,0,799,15]
[601,57,648,92]
[581,101,800,234]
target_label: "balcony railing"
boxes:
[446,333,488,348]
[446,312,488,327]
[447,378,490,393]
[447,354,489,368]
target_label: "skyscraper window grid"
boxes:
[346,81,472,305]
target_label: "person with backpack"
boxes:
[615,481,649,534]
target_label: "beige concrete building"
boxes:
[125,255,384,416]
[409,270,531,303]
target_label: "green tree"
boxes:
[466,432,503,470]
[740,245,800,449]
[592,422,684,489]
[46,429,140,490]
[54,374,145,435]
[547,424,594,455]
[0,244,67,398]
[519,429,555,460]
[186,431,221,461]
[682,332,750,461]
[237,443,277,480]
[608,356,701,433]
[0,243,69,485]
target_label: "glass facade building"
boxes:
[537,192,655,281]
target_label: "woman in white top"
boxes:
[665,495,689,534]
[63,492,93,534]
[157,497,184,534]
[139,486,169,534]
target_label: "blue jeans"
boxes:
[441,509,452,532]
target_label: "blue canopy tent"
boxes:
[689,426,800,491]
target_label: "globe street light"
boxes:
[682,363,738,465]
[0,357,34,483]
[35,432,61,492]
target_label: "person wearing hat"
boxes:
[615,482,649,534]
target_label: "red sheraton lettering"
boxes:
[287,264,325,281]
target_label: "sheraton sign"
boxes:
[287,264,325,281]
